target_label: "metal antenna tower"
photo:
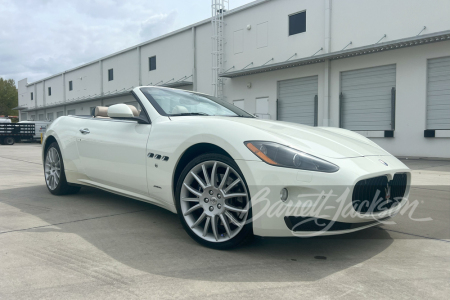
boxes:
[211,0,228,99]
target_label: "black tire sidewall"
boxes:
[44,142,72,195]
[175,153,253,249]
[5,137,14,145]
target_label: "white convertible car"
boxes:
[42,86,410,249]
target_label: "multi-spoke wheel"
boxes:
[44,142,81,195]
[176,153,252,249]
[45,147,61,190]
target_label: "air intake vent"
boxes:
[352,173,408,214]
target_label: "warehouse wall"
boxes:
[223,0,325,72]
[329,41,450,158]
[65,63,101,101]
[331,0,450,52]
[140,30,193,87]
[44,75,63,106]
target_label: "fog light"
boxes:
[280,188,288,202]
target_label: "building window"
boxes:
[48,87,51,96]
[67,109,76,115]
[47,112,53,121]
[289,11,306,36]
[31,92,33,100]
[38,114,44,121]
[108,69,114,81]
[30,115,35,121]
[56,111,64,118]
[69,81,73,91]
[149,56,156,71]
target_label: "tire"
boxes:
[175,153,253,249]
[4,137,15,145]
[44,142,81,195]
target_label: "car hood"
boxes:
[218,117,390,159]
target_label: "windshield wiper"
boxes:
[169,112,210,116]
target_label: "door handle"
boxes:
[79,128,90,135]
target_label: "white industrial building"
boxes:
[16,0,450,158]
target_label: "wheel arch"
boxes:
[42,135,57,163]
[171,143,233,205]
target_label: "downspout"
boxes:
[192,26,197,91]
[323,0,332,126]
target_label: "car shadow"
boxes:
[1,184,395,283]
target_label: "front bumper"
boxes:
[236,155,411,237]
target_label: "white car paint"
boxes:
[43,86,411,237]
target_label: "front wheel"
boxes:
[175,153,252,249]
[44,142,81,195]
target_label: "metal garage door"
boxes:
[340,65,396,131]
[277,76,318,126]
[427,56,450,129]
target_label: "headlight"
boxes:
[245,141,339,173]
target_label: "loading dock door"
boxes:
[277,76,318,126]
[340,64,396,131]
[427,56,450,130]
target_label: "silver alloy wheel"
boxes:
[44,147,61,190]
[180,160,249,242]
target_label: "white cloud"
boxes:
[0,0,255,85]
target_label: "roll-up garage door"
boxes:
[277,76,318,126]
[340,64,396,131]
[427,56,450,130]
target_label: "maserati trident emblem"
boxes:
[379,159,388,166]
[385,185,391,201]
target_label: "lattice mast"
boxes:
[211,0,228,99]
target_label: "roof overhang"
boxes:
[161,81,193,88]
[220,30,450,78]
[23,89,133,112]
[12,106,27,110]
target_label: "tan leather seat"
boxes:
[95,105,139,118]
[172,105,189,114]
[94,106,109,118]
[127,105,139,117]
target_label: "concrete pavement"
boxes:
[0,144,449,299]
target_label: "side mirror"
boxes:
[108,104,134,118]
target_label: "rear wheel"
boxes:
[175,153,252,249]
[44,142,81,195]
[4,137,14,145]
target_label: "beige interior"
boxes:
[94,106,109,117]
[94,105,139,118]
[171,105,189,114]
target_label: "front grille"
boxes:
[352,173,408,213]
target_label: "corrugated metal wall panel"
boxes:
[341,65,396,131]
[427,56,450,129]
[277,75,318,126]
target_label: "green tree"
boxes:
[0,77,18,116]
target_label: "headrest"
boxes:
[172,105,189,115]
[95,105,139,118]
[94,106,109,117]
[127,105,139,117]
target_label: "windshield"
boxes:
[140,87,254,117]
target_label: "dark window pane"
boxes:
[289,11,306,36]
[31,92,33,100]
[48,87,51,96]
[108,69,114,81]
[69,81,73,91]
[149,56,156,71]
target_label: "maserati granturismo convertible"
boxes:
[42,86,410,249]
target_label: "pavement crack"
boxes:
[382,228,450,243]
[0,156,42,165]
[0,209,152,234]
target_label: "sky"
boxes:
[0,0,255,86]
